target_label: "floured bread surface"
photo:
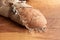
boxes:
[0,0,11,17]
[10,5,47,32]
[0,0,47,32]
[18,8,47,27]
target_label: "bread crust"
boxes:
[0,0,47,32]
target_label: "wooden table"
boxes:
[0,0,60,40]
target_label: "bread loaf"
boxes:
[10,1,47,32]
[0,0,47,32]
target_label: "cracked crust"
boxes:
[0,0,47,32]
[11,5,47,32]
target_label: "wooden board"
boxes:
[0,0,60,40]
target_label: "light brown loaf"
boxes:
[0,0,47,32]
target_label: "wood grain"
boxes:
[0,0,60,40]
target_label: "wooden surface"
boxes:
[0,0,60,40]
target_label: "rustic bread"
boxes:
[10,1,47,32]
[0,0,47,32]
